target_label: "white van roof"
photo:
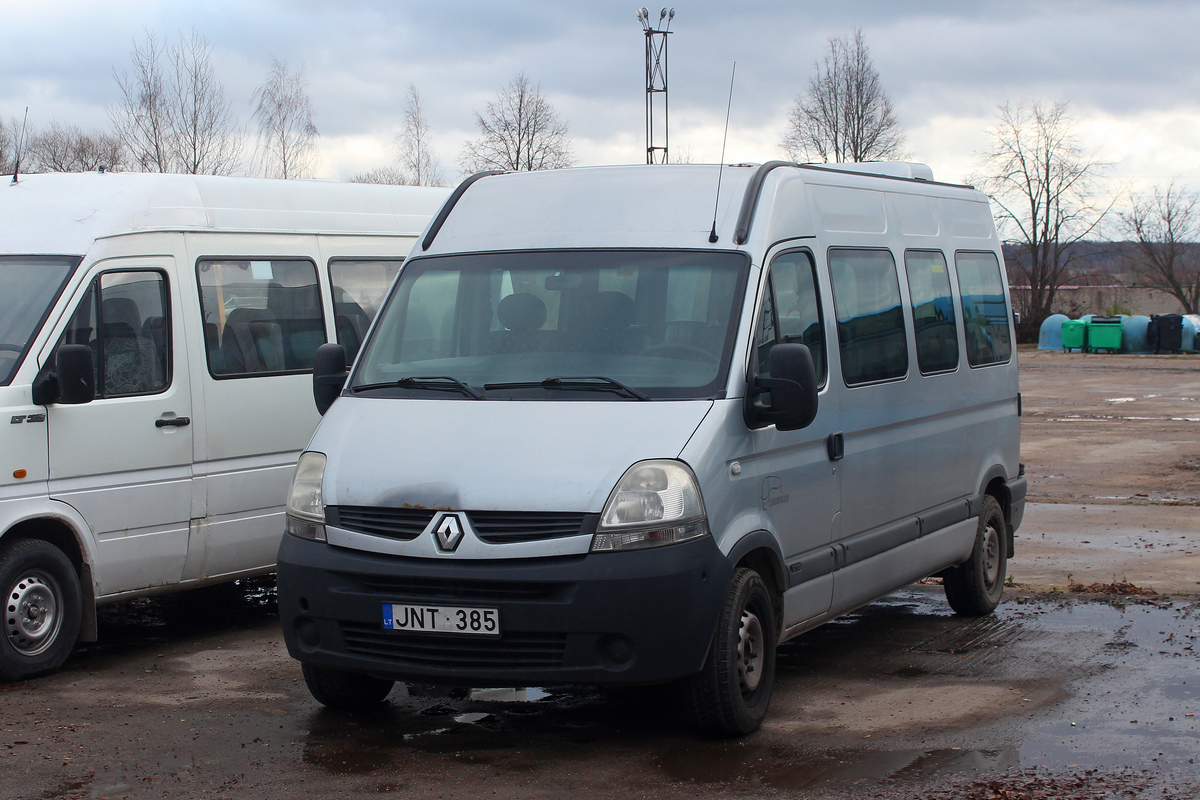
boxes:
[420,162,983,256]
[0,172,449,255]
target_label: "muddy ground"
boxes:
[2,349,1198,800]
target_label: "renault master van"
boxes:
[277,162,1026,735]
[0,172,446,680]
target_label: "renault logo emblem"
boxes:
[434,514,465,552]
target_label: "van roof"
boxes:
[420,162,985,256]
[0,172,449,255]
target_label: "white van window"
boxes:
[1,256,78,386]
[197,259,325,377]
[955,251,1013,367]
[328,259,406,361]
[352,250,748,400]
[57,270,169,397]
[905,250,959,374]
[756,251,827,386]
[829,249,908,386]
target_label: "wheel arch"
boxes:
[725,530,786,634]
[979,466,1014,559]
[2,512,98,643]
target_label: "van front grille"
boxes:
[339,623,567,669]
[328,506,433,541]
[469,511,597,543]
[328,507,596,545]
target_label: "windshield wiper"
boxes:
[484,376,650,401]
[353,375,484,400]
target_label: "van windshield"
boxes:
[352,249,749,400]
[0,256,80,386]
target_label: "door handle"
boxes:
[826,431,844,461]
[155,416,191,428]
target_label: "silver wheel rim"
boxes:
[982,522,1002,591]
[738,608,764,693]
[5,569,63,657]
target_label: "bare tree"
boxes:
[1118,182,1200,314]
[459,72,573,173]
[973,101,1111,340]
[782,28,905,163]
[397,83,444,186]
[167,30,242,175]
[252,58,319,179]
[349,165,408,185]
[0,117,20,174]
[109,30,242,174]
[27,122,126,172]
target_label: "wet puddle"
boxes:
[300,590,1198,790]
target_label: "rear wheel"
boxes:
[944,496,1007,616]
[302,663,395,709]
[0,538,83,681]
[683,568,777,736]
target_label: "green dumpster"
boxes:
[1087,316,1123,353]
[1062,319,1087,352]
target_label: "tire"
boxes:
[944,495,1007,616]
[302,662,394,710]
[682,568,777,736]
[0,539,83,681]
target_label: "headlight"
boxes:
[591,460,709,552]
[286,451,327,541]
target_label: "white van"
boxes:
[0,172,447,680]
[276,162,1026,735]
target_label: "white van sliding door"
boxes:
[46,259,194,595]
[188,257,325,580]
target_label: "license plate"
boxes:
[382,604,501,636]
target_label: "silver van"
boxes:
[277,162,1025,735]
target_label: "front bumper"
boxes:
[277,532,732,686]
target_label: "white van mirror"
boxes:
[55,344,96,405]
[744,343,818,432]
[313,343,349,415]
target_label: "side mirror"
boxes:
[56,344,96,405]
[744,343,818,432]
[313,343,349,415]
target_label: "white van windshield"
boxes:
[352,250,749,400]
[0,255,80,386]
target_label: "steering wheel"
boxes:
[0,343,23,353]
[640,343,717,363]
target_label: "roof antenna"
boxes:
[708,63,735,243]
[10,107,29,185]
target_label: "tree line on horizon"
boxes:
[1,27,1195,335]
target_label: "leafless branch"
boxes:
[1118,181,1200,314]
[781,28,905,163]
[458,72,573,174]
[252,58,319,180]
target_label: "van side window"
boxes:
[197,259,325,377]
[758,251,827,386]
[328,259,405,361]
[904,250,959,374]
[828,249,907,386]
[58,271,169,397]
[955,251,1013,367]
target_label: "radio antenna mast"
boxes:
[638,8,674,164]
[708,63,736,243]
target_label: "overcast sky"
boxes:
[5,0,1200,204]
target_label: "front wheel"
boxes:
[943,496,1007,616]
[302,663,395,710]
[682,568,777,736]
[0,538,83,681]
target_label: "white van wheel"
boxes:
[683,568,777,736]
[943,496,1007,616]
[0,539,83,681]
[301,663,394,709]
